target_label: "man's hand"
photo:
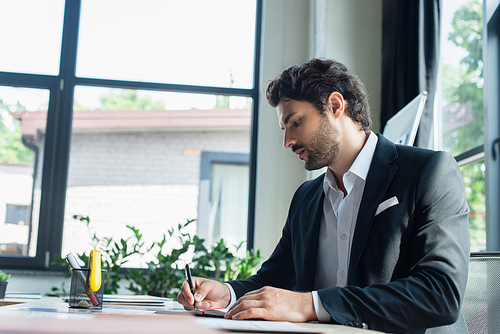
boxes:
[224,286,318,322]
[177,277,231,310]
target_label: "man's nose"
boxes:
[283,131,295,149]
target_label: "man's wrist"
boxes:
[223,283,237,308]
[312,291,331,322]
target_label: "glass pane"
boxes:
[440,0,483,156]
[0,86,49,256]
[77,0,257,88]
[460,160,486,251]
[62,86,252,267]
[0,0,65,75]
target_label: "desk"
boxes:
[0,297,382,334]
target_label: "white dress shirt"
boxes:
[312,131,378,321]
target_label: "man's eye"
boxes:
[293,119,300,127]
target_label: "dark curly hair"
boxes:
[266,58,371,131]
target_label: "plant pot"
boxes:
[0,281,7,299]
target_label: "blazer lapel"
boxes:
[348,135,399,283]
[301,178,325,291]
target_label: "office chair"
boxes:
[462,252,500,334]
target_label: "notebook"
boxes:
[191,308,228,317]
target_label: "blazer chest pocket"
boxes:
[373,201,405,222]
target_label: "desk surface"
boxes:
[0,297,382,334]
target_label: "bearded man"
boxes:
[178,59,470,334]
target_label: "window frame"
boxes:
[483,0,500,251]
[451,0,500,251]
[0,0,262,270]
[438,0,496,251]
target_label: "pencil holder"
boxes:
[69,268,105,309]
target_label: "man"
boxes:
[178,59,470,333]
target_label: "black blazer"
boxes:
[229,134,470,334]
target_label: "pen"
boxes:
[66,253,99,307]
[184,263,196,308]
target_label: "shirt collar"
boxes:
[323,131,378,195]
[349,131,378,181]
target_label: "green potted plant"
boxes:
[126,219,195,298]
[51,215,146,295]
[51,215,263,298]
[0,270,11,299]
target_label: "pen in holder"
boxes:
[69,268,105,309]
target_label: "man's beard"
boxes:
[293,119,340,171]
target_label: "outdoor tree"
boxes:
[216,95,230,109]
[0,99,34,165]
[96,89,165,111]
[443,0,483,155]
[442,0,485,248]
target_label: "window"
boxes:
[2,204,29,255]
[459,160,486,251]
[5,204,29,226]
[0,0,65,75]
[483,0,500,250]
[76,0,256,88]
[198,152,250,253]
[62,88,251,266]
[0,0,261,270]
[439,0,485,250]
[0,86,49,258]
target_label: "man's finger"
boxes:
[184,281,196,300]
[226,298,263,318]
[239,291,265,300]
[228,307,269,320]
[177,280,198,309]
[241,290,261,298]
[192,279,215,302]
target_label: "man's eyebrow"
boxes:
[282,112,296,126]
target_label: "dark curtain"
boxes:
[381,0,441,148]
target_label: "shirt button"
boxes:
[341,233,347,240]
[340,270,345,277]
[333,203,338,210]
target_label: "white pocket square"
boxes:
[375,196,399,216]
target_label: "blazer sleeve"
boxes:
[317,151,470,333]
[227,190,299,298]
[227,176,323,298]
[227,221,296,298]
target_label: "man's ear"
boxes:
[326,92,345,119]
